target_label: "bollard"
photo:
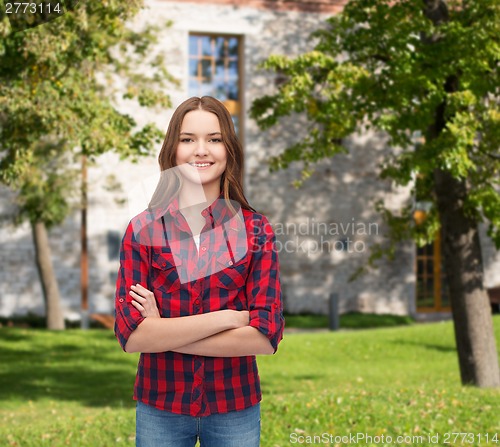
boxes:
[81,309,89,330]
[329,292,340,331]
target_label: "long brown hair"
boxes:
[148,96,256,216]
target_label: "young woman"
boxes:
[114,96,284,447]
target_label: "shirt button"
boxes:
[201,210,208,216]
[161,261,167,267]
[228,260,233,266]
[201,246,206,251]
[119,298,124,303]
[194,299,200,305]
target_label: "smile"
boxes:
[189,162,214,168]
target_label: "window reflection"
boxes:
[189,34,241,135]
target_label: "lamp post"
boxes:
[81,154,89,330]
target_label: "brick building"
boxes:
[0,0,499,321]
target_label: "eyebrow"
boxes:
[179,132,222,136]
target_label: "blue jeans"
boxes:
[135,401,261,447]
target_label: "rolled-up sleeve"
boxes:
[114,220,148,351]
[246,215,285,353]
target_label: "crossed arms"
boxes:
[124,284,274,356]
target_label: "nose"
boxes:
[194,140,209,157]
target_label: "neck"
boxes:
[178,181,221,211]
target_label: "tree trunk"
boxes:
[31,220,65,330]
[433,170,500,387]
[423,0,500,388]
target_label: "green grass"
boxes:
[284,312,414,329]
[0,311,414,331]
[0,317,499,446]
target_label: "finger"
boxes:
[134,283,152,293]
[129,290,146,301]
[138,286,155,300]
[131,300,144,310]
[130,285,147,295]
[135,286,155,301]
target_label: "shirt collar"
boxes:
[164,191,232,226]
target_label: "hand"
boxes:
[130,284,161,318]
[223,309,249,329]
[238,310,250,327]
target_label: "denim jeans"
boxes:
[135,401,261,447]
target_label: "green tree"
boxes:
[251,0,500,387]
[0,1,176,329]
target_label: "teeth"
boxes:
[191,163,212,167]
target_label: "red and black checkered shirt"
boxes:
[114,192,284,416]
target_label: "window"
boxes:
[188,34,242,136]
[413,173,450,312]
[415,227,450,312]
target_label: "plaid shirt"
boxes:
[114,192,284,416]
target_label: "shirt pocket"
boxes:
[150,249,182,294]
[213,251,247,290]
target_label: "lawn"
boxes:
[0,316,499,447]
[283,312,414,329]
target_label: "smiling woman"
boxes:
[175,109,227,191]
[114,96,285,447]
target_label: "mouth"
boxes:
[188,161,215,169]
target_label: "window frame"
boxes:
[414,215,451,313]
[188,32,245,144]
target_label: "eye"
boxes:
[209,138,222,143]
[180,138,194,143]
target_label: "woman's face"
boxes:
[175,109,227,188]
